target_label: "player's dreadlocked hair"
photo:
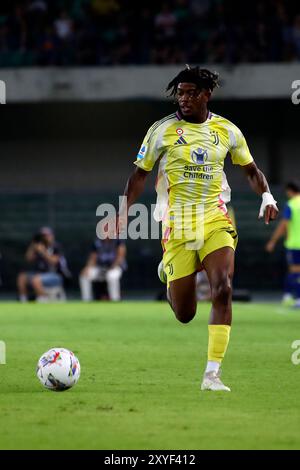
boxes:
[166,65,219,97]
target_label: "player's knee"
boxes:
[211,278,232,305]
[174,307,196,324]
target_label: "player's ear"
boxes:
[202,89,211,102]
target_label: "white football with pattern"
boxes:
[36,348,80,391]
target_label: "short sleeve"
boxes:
[283,204,291,220]
[134,122,164,171]
[228,126,254,166]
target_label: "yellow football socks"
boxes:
[208,324,231,363]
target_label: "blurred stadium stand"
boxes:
[0,0,300,67]
[0,0,299,298]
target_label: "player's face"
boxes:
[176,83,209,117]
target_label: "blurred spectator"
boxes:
[0,0,299,66]
[54,10,73,40]
[79,238,126,301]
[291,14,300,59]
[154,3,177,40]
[266,182,300,307]
[17,227,70,302]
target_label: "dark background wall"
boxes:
[0,98,298,295]
[1,99,299,190]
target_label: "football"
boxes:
[36,348,80,392]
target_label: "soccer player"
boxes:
[266,181,300,307]
[118,66,278,391]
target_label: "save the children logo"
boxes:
[191,148,208,164]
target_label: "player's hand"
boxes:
[263,204,279,225]
[258,192,279,225]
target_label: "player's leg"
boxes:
[79,266,101,301]
[17,272,29,302]
[200,246,234,391]
[168,272,197,323]
[162,236,199,323]
[106,266,122,301]
[203,246,234,325]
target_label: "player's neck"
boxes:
[179,107,209,124]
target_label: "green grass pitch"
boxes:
[0,301,300,450]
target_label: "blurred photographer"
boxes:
[17,227,70,302]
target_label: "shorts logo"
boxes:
[191,148,208,164]
[168,263,174,275]
[137,144,147,160]
[176,128,184,135]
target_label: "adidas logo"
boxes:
[174,136,188,145]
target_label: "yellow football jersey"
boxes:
[134,111,253,228]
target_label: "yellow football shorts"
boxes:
[162,215,238,285]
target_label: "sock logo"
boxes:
[168,263,174,275]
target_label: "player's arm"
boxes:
[117,167,149,234]
[242,162,279,224]
[111,121,164,239]
[228,126,278,225]
[265,219,288,252]
[118,124,162,230]
[123,167,149,209]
